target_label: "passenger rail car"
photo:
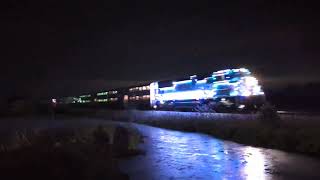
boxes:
[54,68,266,113]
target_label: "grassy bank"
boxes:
[54,107,320,156]
[0,124,143,180]
[131,108,320,157]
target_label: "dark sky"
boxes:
[1,0,320,99]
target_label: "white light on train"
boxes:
[242,90,252,96]
[173,80,192,85]
[239,68,250,73]
[157,90,214,101]
[244,76,258,86]
[238,104,245,109]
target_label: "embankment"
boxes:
[89,109,320,157]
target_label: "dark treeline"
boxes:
[265,83,320,112]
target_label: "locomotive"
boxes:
[55,68,265,113]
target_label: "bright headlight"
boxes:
[244,76,258,86]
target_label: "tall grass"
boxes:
[58,108,320,156]
[104,109,320,157]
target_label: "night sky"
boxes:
[2,1,320,99]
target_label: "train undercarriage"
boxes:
[154,95,266,113]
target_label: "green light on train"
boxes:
[97,92,108,96]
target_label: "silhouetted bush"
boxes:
[257,103,281,126]
[93,125,110,145]
[113,126,129,156]
[0,124,144,180]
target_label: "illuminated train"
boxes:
[55,68,266,113]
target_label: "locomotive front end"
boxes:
[149,68,266,112]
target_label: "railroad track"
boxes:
[277,111,320,116]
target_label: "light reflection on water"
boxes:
[243,147,266,180]
[144,127,270,179]
[120,124,320,180]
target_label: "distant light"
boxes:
[52,99,57,104]
[238,104,245,109]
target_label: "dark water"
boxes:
[119,124,320,180]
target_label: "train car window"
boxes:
[206,77,215,84]
[175,82,193,91]
[215,75,224,81]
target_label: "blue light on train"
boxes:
[230,90,239,96]
[197,79,207,84]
